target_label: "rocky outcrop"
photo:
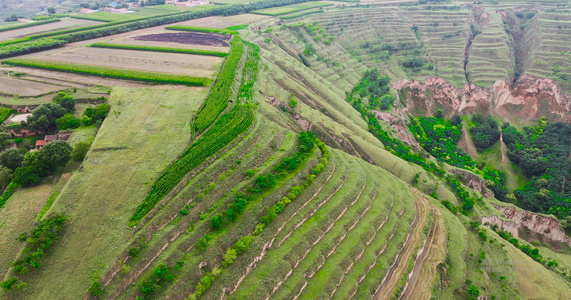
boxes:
[449,169,493,198]
[372,109,421,151]
[394,75,571,123]
[482,204,571,247]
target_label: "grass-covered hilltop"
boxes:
[1,0,571,299]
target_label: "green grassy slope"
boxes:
[3,87,207,299]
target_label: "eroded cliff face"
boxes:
[394,75,571,123]
[482,204,571,247]
[449,169,493,198]
[372,109,421,151]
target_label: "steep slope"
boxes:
[1,2,571,300]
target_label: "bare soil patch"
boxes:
[133,31,230,47]
[0,18,103,42]
[21,46,223,78]
[0,75,64,96]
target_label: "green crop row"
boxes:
[0,18,60,33]
[1,58,211,86]
[0,38,66,57]
[31,15,69,21]
[192,36,244,135]
[89,42,228,57]
[237,41,260,103]
[129,104,254,223]
[165,25,237,34]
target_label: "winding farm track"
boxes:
[399,199,446,300]
[372,188,431,300]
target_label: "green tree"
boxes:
[451,114,462,126]
[37,141,72,173]
[0,148,25,171]
[0,132,12,151]
[56,114,80,130]
[13,166,40,186]
[520,148,547,176]
[27,103,66,132]
[72,141,92,161]
[222,248,237,267]
[57,95,75,112]
[0,167,12,190]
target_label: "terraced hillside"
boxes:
[1,1,571,300]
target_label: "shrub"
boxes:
[222,248,237,267]
[88,281,104,296]
[210,215,222,231]
[13,166,40,186]
[234,235,253,254]
[0,148,25,171]
[56,113,80,130]
[128,247,140,258]
[81,115,93,126]
[289,94,297,108]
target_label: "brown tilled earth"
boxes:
[133,32,230,47]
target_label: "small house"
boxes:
[8,129,43,138]
[35,140,45,149]
[44,135,58,142]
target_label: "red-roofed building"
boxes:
[44,134,58,142]
[35,140,45,149]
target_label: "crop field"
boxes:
[252,1,333,16]
[106,30,232,52]
[71,5,217,22]
[17,46,223,79]
[174,14,268,28]
[0,18,102,42]
[0,76,64,97]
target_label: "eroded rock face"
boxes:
[449,169,493,198]
[482,204,571,247]
[394,75,571,123]
[372,110,421,151]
